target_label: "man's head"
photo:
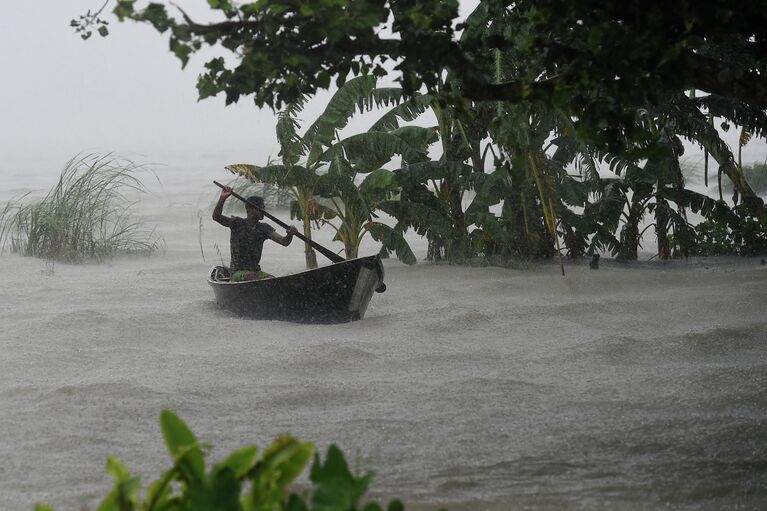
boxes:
[245,195,265,222]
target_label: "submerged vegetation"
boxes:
[227,75,767,268]
[0,154,163,262]
[35,410,402,511]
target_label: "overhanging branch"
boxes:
[685,50,767,111]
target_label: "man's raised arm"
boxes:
[212,186,233,227]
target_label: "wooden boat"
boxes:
[207,255,386,323]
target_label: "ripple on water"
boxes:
[42,309,113,329]
[293,341,377,367]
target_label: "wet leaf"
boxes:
[160,410,205,482]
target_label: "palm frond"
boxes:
[321,131,431,172]
[694,94,767,139]
[378,199,455,239]
[365,222,416,265]
[276,96,310,166]
[368,94,434,132]
[398,160,473,183]
[226,163,316,189]
[303,75,378,163]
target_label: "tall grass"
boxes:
[0,154,163,262]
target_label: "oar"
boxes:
[214,181,345,264]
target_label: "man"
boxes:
[213,185,299,282]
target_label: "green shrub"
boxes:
[0,154,163,262]
[35,411,404,511]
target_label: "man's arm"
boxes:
[270,226,299,247]
[212,187,233,227]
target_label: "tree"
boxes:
[75,1,767,257]
[228,76,430,266]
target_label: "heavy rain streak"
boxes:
[1,1,766,510]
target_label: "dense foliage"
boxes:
[76,1,767,263]
[75,1,767,147]
[226,75,431,266]
[35,411,403,511]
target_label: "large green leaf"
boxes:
[367,87,406,109]
[97,455,141,511]
[322,131,431,172]
[366,222,416,264]
[463,167,509,218]
[214,445,259,479]
[397,160,473,183]
[246,436,313,511]
[226,163,316,190]
[159,410,205,483]
[143,468,176,511]
[369,94,434,132]
[316,170,370,219]
[359,168,397,195]
[694,94,767,140]
[248,435,313,487]
[276,95,310,166]
[378,199,455,238]
[304,75,378,164]
[185,469,240,511]
[388,126,439,157]
[310,445,374,511]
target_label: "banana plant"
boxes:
[229,76,435,267]
[310,124,438,262]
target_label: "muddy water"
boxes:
[1,167,766,510]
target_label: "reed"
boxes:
[0,154,163,262]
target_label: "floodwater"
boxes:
[1,166,766,510]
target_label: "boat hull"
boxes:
[207,255,385,323]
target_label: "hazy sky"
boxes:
[1,1,764,180]
[0,1,297,174]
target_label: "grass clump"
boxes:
[0,154,163,262]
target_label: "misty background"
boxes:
[1,1,764,189]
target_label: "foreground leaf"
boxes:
[160,410,205,482]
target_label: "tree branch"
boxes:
[685,50,767,111]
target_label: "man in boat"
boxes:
[213,186,299,282]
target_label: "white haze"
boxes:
[0,1,764,185]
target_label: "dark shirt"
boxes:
[229,217,275,272]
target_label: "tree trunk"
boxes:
[301,214,318,269]
[717,162,766,222]
[561,222,586,259]
[670,152,690,259]
[618,200,643,261]
[655,198,671,260]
